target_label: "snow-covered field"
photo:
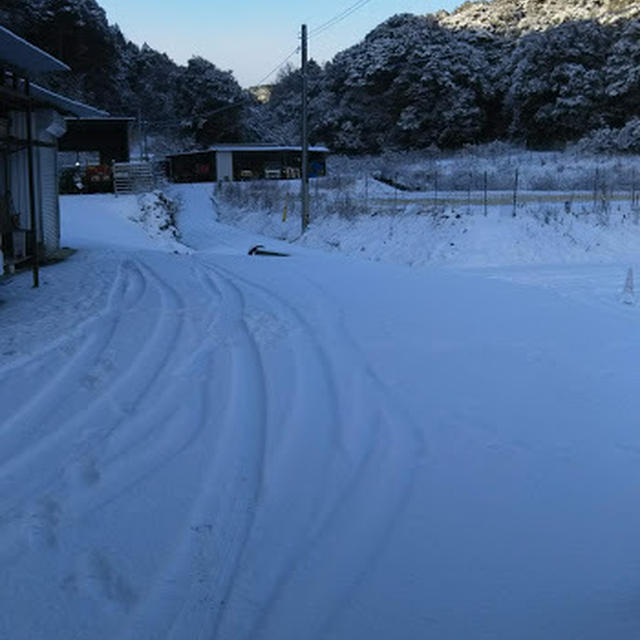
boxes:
[2,182,640,639]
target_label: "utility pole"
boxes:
[143,119,149,161]
[300,24,310,232]
[137,108,143,161]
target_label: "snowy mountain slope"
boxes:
[439,0,640,33]
[267,0,640,152]
[2,191,640,639]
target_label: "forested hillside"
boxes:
[265,2,640,153]
[440,0,640,33]
[2,0,639,154]
[0,0,254,150]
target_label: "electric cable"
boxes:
[309,0,375,38]
[142,45,301,126]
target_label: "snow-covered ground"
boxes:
[215,182,640,270]
[2,184,640,639]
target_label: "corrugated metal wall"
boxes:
[8,108,61,256]
[37,144,60,253]
[8,112,31,230]
[216,151,233,182]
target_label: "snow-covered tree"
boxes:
[505,21,612,145]
[174,57,247,146]
[312,14,496,152]
[604,20,640,127]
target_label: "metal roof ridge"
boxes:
[30,82,109,118]
[167,144,330,157]
[0,25,70,73]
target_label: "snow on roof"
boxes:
[168,144,330,157]
[30,83,109,118]
[0,25,70,74]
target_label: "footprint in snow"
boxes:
[79,550,138,611]
[24,496,61,550]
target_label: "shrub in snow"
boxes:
[616,118,640,152]
[216,181,294,215]
[573,119,640,154]
[134,191,181,242]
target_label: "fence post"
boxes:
[512,168,519,217]
[394,173,399,215]
[484,170,488,217]
[434,169,439,207]
[365,173,369,216]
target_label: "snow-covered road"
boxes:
[2,187,640,639]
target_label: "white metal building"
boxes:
[0,25,107,275]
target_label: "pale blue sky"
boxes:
[99,0,462,87]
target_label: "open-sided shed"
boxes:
[167,144,329,183]
[58,117,132,164]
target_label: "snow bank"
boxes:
[61,193,189,254]
[197,149,640,269]
[214,193,640,269]
[131,191,188,253]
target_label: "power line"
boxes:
[142,2,377,126]
[253,46,300,87]
[309,0,375,38]
[310,0,372,35]
[142,45,302,127]
[143,100,245,127]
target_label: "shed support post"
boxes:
[25,78,39,288]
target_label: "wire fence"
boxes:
[214,164,640,225]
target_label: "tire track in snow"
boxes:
[0,259,141,378]
[118,261,268,640]
[1,248,424,640]
[283,270,428,639]
[0,259,143,454]
[205,261,425,640]
[69,264,229,516]
[0,258,188,531]
[0,256,236,638]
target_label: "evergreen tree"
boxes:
[174,57,247,146]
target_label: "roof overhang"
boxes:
[168,145,330,158]
[210,144,330,153]
[58,117,133,163]
[0,25,70,74]
[30,83,109,118]
[63,116,134,123]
